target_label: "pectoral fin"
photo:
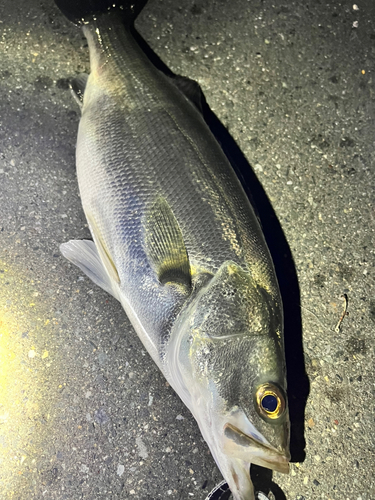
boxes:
[145,197,191,288]
[60,239,119,300]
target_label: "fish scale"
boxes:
[56,1,290,499]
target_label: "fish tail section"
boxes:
[54,0,148,25]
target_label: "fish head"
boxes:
[171,261,290,500]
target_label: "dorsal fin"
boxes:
[145,197,191,288]
[170,75,205,114]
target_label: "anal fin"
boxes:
[70,73,88,108]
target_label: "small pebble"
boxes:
[98,351,107,365]
[94,408,109,424]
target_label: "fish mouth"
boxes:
[223,423,290,474]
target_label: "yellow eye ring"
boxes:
[255,383,286,420]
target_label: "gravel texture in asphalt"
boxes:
[0,0,374,499]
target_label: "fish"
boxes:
[54,1,290,498]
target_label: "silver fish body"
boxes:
[58,6,290,499]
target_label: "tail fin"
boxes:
[54,0,148,25]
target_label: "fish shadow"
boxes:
[133,21,309,498]
[201,96,310,468]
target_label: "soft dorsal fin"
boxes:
[70,73,88,108]
[145,197,191,288]
[170,75,205,114]
[86,213,120,285]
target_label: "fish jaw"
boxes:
[193,408,289,500]
[223,423,290,474]
[203,415,289,500]
[222,458,254,500]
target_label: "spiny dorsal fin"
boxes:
[145,197,191,288]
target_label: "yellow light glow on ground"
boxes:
[0,261,58,498]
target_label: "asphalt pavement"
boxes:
[0,0,374,499]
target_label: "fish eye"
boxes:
[255,383,286,420]
[262,394,278,412]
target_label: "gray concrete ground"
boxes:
[0,0,374,499]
